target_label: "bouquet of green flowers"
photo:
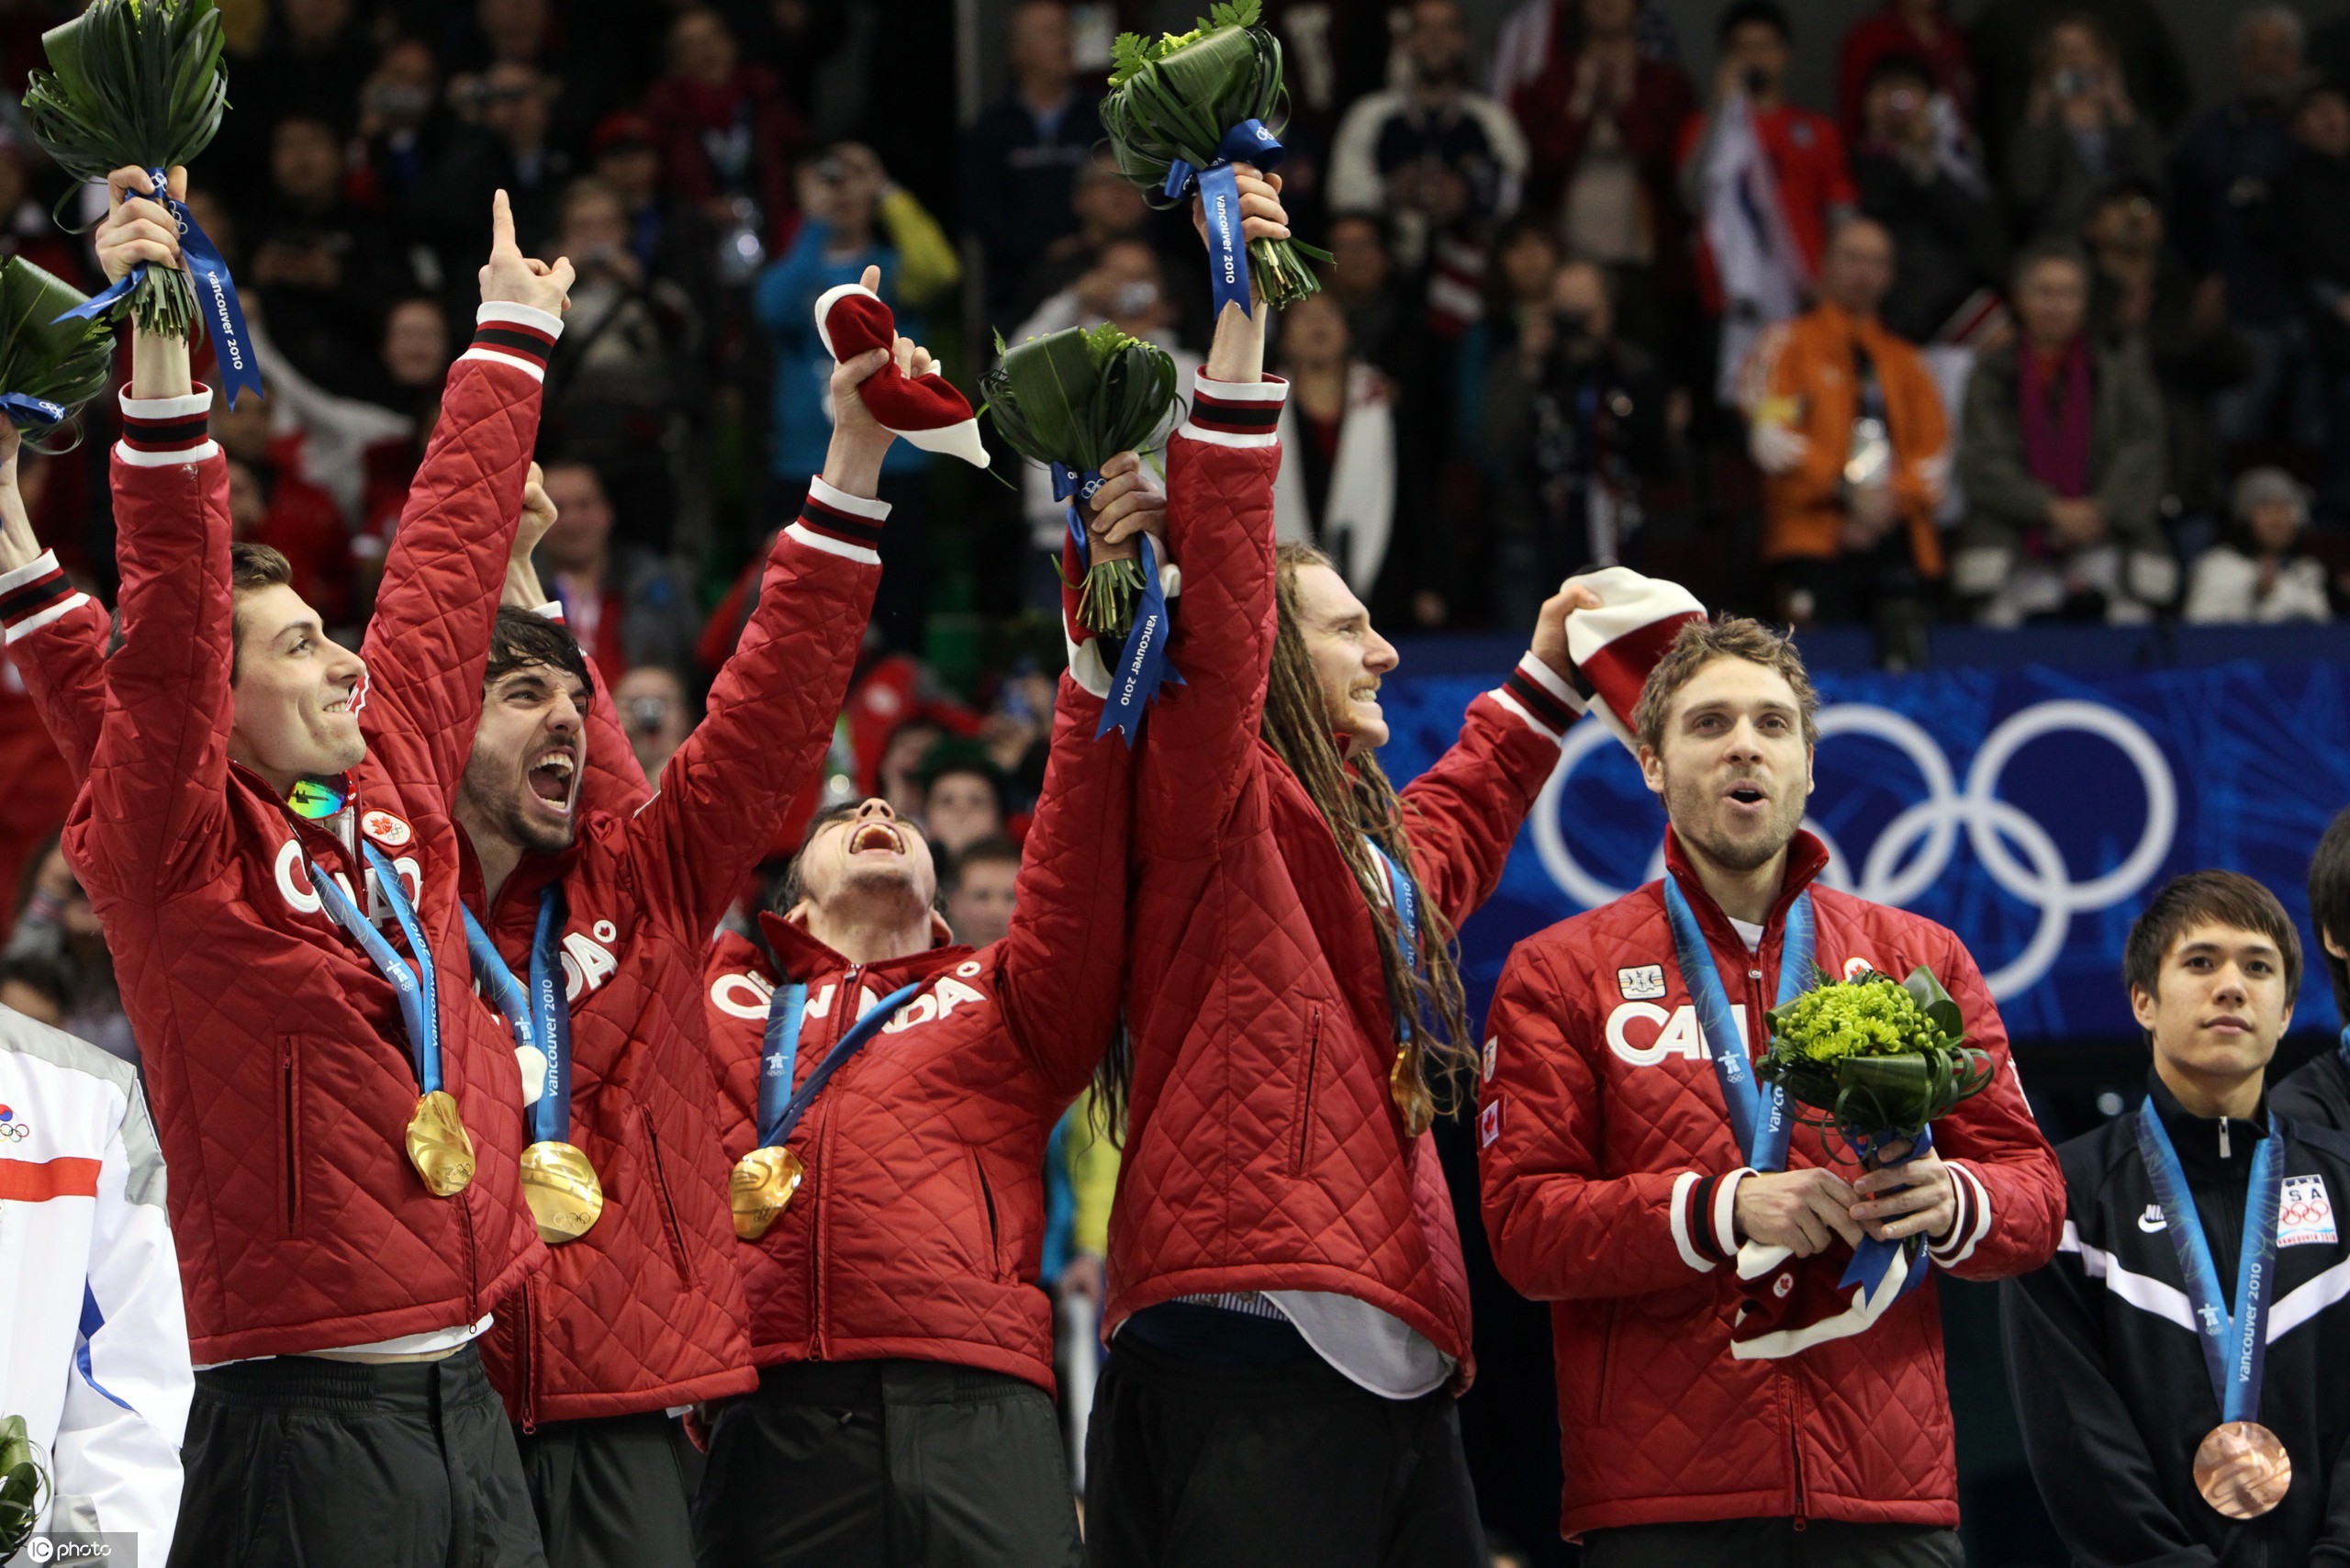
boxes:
[1758,966,1994,1291]
[22,0,259,400]
[0,1416,48,1561]
[983,323,1181,638]
[0,257,115,450]
[1101,0,1331,312]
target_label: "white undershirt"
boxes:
[195,1315,492,1371]
[1262,1291,1453,1399]
[1729,917,1764,952]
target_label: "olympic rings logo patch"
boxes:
[0,1105,28,1141]
[1531,699,2177,1002]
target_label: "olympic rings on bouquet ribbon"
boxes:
[0,395,66,428]
[1161,119,1287,319]
[60,166,263,406]
[1530,698,2178,1001]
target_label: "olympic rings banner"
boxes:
[1378,651,2350,1042]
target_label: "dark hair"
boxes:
[228,543,295,683]
[2011,235,2091,292]
[485,607,596,711]
[2123,870,2304,1007]
[1863,50,1936,95]
[2311,807,2350,1021]
[920,748,1009,818]
[776,801,860,913]
[1718,0,1791,46]
[942,834,1022,894]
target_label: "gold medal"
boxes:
[730,1145,805,1241]
[1389,1045,1434,1139]
[519,1140,603,1243]
[2194,1420,2292,1518]
[406,1089,476,1197]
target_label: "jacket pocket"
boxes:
[1287,1005,1325,1178]
[276,1036,304,1238]
[638,1109,694,1282]
[1592,1299,1621,1423]
[968,1148,1010,1281]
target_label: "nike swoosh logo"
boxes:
[2139,1207,2168,1233]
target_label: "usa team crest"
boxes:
[2280,1173,2338,1248]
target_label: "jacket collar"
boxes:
[2145,1069,2270,1169]
[1661,825,1830,949]
[755,908,968,990]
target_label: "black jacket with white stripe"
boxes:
[2274,1043,2350,1137]
[2000,1074,2350,1568]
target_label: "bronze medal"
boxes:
[519,1139,604,1243]
[2194,1420,2292,1518]
[731,1145,805,1241]
[406,1089,476,1197]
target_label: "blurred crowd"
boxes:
[9,0,2350,1002]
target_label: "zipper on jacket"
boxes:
[1785,1372,1808,1525]
[810,964,862,1362]
[279,1038,302,1237]
[517,1280,537,1434]
[973,1151,1004,1278]
[641,1109,694,1282]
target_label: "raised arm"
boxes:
[69,166,236,900]
[357,192,571,805]
[0,422,112,777]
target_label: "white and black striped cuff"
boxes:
[1491,653,1588,743]
[1180,373,1286,448]
[785,476,889,565]
[115,384,218,467]
[1928,1159,1993,1268]
[460,301,565,382]
[0,550,92,644]
[1670,1168,1753,1272]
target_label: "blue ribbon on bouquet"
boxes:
[58,168,263,407]
[1161,119,1287,319]
[1053,461,1181,745]
[0,395,65,429]
[1841,1125,1935,1300]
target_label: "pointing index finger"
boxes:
[490,189,517,256]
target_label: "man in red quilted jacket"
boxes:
[1081,168,1618,1568]
[6,169,570,1568]
[1480,616,2066,1566]
[688,454,1165,1568]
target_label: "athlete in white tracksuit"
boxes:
[0,1004,191,1559]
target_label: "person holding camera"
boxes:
[2004,15,2165,242]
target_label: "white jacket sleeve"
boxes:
[47,1077,191,1556]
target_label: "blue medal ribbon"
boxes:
[1662,875,1808,1173]
[1365,838,1423,1041]
[1053,462,1182,744]
[754,978,926,1152]
[59,167,263,406]
[311,842,443,1093]
[0,394,66,429]
[2134,1097,2282,1427]
[1160,120,1287,319]
[461,885,574,1146]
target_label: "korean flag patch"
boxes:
[2280,1174,2338,1249]
[1617,965,1666,1002]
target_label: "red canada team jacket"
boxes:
[1107,376,1590,1383]
[1480,828,2065,1536]
[14,311,560,1361]
[467,482,886,1424]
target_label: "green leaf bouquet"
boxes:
[0,1415,49,1561]
[981,323,1181,639]
[1757,965,1994,1158]
[1101,0,1330,310]
[22,0,229,340]
[0,257,116,450]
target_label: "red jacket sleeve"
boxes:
[1920,924,2066,1281]
[1135,376,1287,854]
[1,551,111,778]
[1397,661,1583,930]
[1480,936,1728,1299]
[356,304,559,806]
[996,674,1133,1103]
[623,478,882,941]
[68,392,236,899]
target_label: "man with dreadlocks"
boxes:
[1078,163,1677,1568]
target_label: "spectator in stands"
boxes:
[1973,0,2193,165]
[1274,293,1398,611]
[1006,150,1159,332]
[641,6,802,256]
[920,748,1009,860]
[589,110,716,302]
[2184,466,2333,623]
[352,38,450,262]
[427,58,573,259]
[1494,0,1684,114]
[0,131,87,283]
[242,115,415,400]
[535,459,700,683]
[1328,0,1528,273]
[943,836,1022,949]
[1480,258,1678,625]
[212,387,355,635]
[350,297,451,606]
[219,0,376,206]
[1851,52,2007,346]
[1510,0,1695,342]
[1955,240,2173,625]
[962,0,1102,319]
[879,719,947,823]
[2001,16,2165,243]
[612,664,698,784]
[1679,0,1854,406]
[2172,6,2311,449]
[2086,178,2247,537]
[2,844,130,1063]
[1748,218,1949,635]
[2267,81,2350,521]
[1835,0,1976,148]
[1324,212,1426,384]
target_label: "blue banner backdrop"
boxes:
[1377,652,2350,1041]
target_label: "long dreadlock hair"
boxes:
[1091,543,1473,1138]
